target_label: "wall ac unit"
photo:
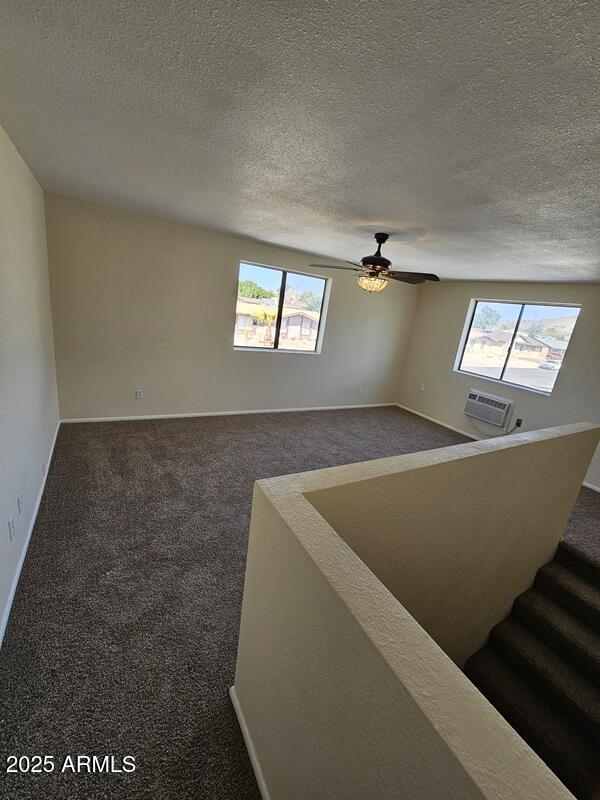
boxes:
[464,389,514,428]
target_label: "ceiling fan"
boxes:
[310,232,439,293]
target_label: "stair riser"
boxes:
[466,659,598,800]
[535,571,600,631]
[512,603,600,685]
[466,549,600,800]
[489,632,600,748]
[556,546,600,588]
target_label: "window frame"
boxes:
[454,298,581,396]
[233,261,331,355]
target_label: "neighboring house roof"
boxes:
[235,299,277,316]
[236,299,318,322]
[515,333,548,347]
[472,330,549,348]
[471,330,511,345]
[488,331,511,343]
[282,306,319,322]
[532,336,568,352]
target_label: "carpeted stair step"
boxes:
[555,543,600,588]
[513,588,600,683]
[489,617,600,746]
[535,560,600,630]
[465,647,600,800]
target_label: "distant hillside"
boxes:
[519,314,578,341]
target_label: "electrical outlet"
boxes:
[516,417,523,428]
[358,385,364,395]
[8,516,15,542]
[135,389,144,400]
[17,494,24,515]
[419,383,425,392]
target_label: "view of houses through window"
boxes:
[458,300,581,393]
[234,262,327,352]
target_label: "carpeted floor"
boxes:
[564,485,600,570]
[0,406,597,799]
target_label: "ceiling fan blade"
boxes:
[309,263,361,272]
[387,271,440,284]
[387,275,425,284]
[345,261,362,267]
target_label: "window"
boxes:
[234,262,328,353]
[457,300,581,394]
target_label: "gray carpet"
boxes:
[0,407,597,799]
[564,487,600,570]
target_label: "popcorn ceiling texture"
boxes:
[1,0,599,281]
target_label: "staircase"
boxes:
[465,543,600,800]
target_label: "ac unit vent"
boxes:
[464,389,514,428]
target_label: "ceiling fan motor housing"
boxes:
[361,232,391,271]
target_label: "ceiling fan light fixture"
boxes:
[308,232,439,288]
[357,274,388,293]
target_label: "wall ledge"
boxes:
[396,403,599,493]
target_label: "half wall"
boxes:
[233,423,599,800]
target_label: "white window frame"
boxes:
[454,298,581,396]
[233,261,331,355]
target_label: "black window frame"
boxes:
[233,262,329,354]
[456,299,581,395]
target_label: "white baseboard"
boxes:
[61,402,395,424]
[0,419,61,648]
[395,403,476,440]
[583,480,600,494]
[230,686,271,800]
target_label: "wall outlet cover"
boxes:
[135,389,144,400]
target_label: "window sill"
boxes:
[234,346,322,355]
[454,368,553,397]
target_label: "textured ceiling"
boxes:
[1,0,599,281]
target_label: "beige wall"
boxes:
[0,126,59,643]
[306,424,600,665]
[45,194,419,420]
[397,281,600,487]
[233,426,595,799]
